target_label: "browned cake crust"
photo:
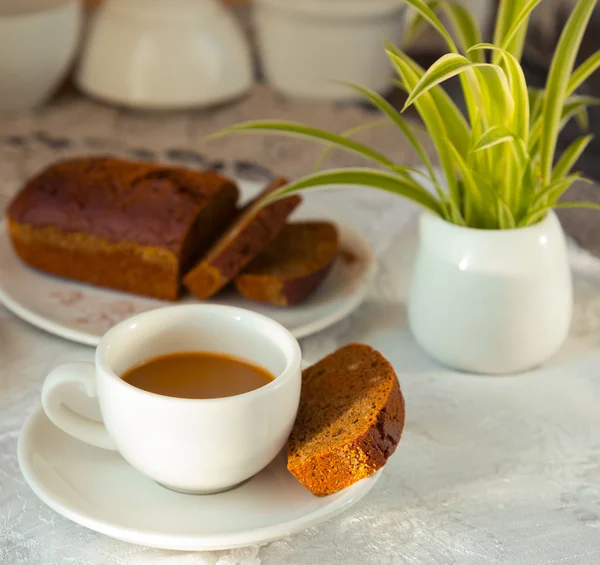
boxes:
[288,344,405,497]
[235,222,339,306]
[6,157,239,300]
[183,178,301,299]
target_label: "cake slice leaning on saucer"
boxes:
[288,344,405,497]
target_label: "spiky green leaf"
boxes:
[404,0,441,47]
[313,119,390,171]
[555,200,600,210]
[265,168,444,215]
[403,54,513,122]
[341,82,440,184]
[531,174,582,210]
[470,43,529,140]
[529,87,545,125]
[440,2,485,62]
[567,50,600,96]
[401,0,458,53]
[471,125,515,152]
[497,0,545,57]
[387,44,471,156]
[498,200,517,229]
[530,94,600,153]
[552,134,594,181]
[213,120,397,169]
[540,0,598,185]
[388,49,461,203]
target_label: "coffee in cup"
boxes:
[121,352,275,399]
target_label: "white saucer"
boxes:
[18,406,380,551]
[0,220,376,345]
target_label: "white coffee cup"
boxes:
[41,304,302,494]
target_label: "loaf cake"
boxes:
[235,221,339,306]
[183,177,301,299]
[288,344,405,496]
[6,157,239,300]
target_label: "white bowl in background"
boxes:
[0,0,82,113]
[254,0,406,101]
[76,0,253,110]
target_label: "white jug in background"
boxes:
[254,0,406,101]
[0,0,82,112]
[77,0,253,110]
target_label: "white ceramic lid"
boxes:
[255,0,407,18]
[76,0,253,109]
[101,0,221,21]
[0,0,75,16]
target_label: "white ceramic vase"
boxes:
[77,0,253,109]
[254,0,406,100]
[408,211,573,375]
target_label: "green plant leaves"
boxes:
[555,201,600,210]
[470,44,529,140]
[403,54,513,123]
[387,49,461,206]
[441,2,484,62]
[530,174,582,210]
[529,94,600,154]
[264,168,445,216]
[471,125,515,152]
[402,0,458,53]
[210,0,600,230]
[213,120,397,169]
[313,119,390,172]
[405,1,485,63]
[404,0,441,47]
[540,0,598,185]
[552,135,594,181]
[341,83,439,183]
[387,44,470,156]
[562,94,600,128]
[475,65,515,125]
[568,50,600,96]
[497,0,545,58]
[524,198,600,226]
[529,87,545,125]
[498,200,517,229]
[445,137,503,227]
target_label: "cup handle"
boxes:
[42,362,117,451]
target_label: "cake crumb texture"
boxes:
[6,157,239,300]
[183,177,301,299]
[235,221,339,306]
[287,344,405,497]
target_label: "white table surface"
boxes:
[2,98,600,565]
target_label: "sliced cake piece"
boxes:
[235,221,339,306]
[287,344,405,497]
[183,177,301,299]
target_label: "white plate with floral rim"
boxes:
[0,218,376,345]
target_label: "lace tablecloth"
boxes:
[2,92,600,565]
